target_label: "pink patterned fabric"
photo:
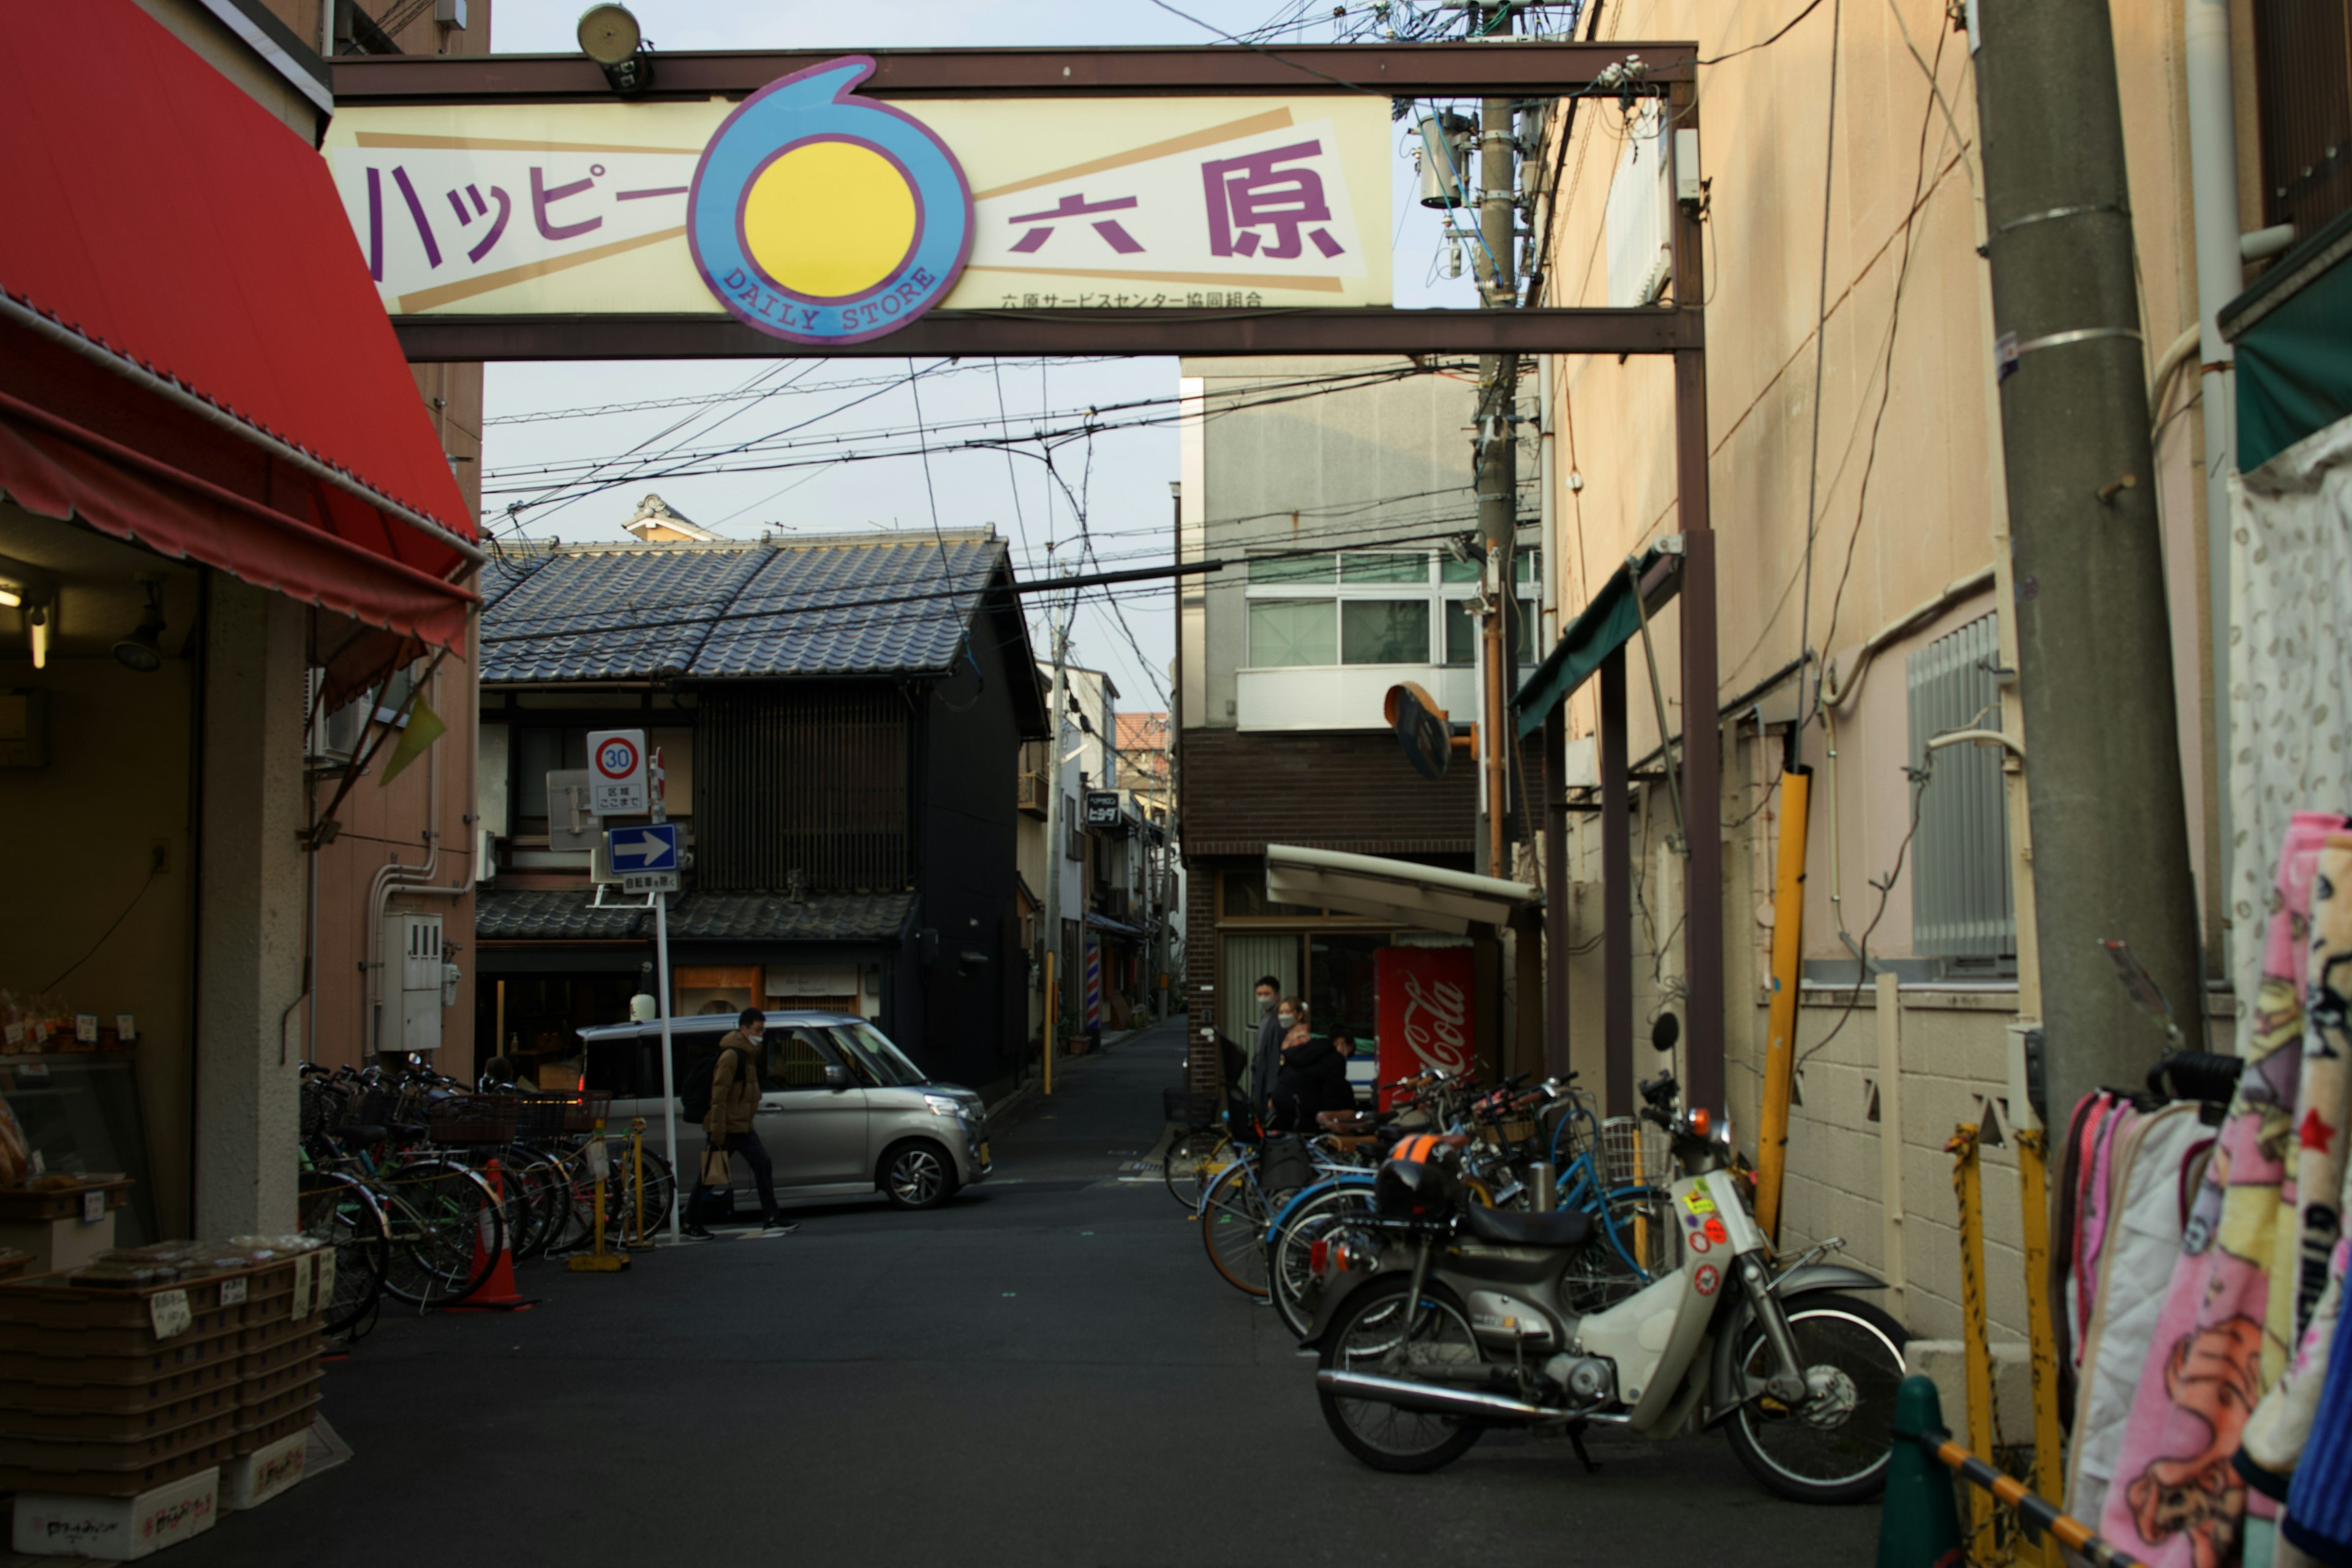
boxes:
[2103,812,2345,1568]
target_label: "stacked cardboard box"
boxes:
[0,1240,326,1558]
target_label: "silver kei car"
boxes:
[577,1011,990,1210]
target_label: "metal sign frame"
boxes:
[344,41,1728,1114]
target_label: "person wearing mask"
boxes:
[1269,998,1330,1133]
[682,1008,796,1240]
[1249,975,1284,1123]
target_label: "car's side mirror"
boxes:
[1650,1012,1681,1055]
[823,1064,849,1091]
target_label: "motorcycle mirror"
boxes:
[1650,1013,1681,1055]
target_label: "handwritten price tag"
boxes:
[148,1289,192,1340]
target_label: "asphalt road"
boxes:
[167,1018,1883,1567]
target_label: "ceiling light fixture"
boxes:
[0,586,20,609]
[577,4,652,94]
[26,605,49,671]
[113,580,166,674]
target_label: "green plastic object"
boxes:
[1877,1374,1965,1568]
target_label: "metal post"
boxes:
[1949,1123,2000,1566]
[2016,1126,2066,1566]
[1667,85,1723,1118]
[1601,650,1633,1115]
[655,889,677,1242]
[1755,767,1812,1242]
[1043,950,1056,1097]
[1544,703,1572,1079]
[1972,0,2207,1139]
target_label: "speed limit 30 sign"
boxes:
[586,729,647,815]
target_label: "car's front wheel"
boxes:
[879,1139,957,1210]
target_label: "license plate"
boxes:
[979,1142,991,1166]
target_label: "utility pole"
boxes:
[1473,13,1520,879]
[1970,0,2205,1144]
[1039,605,1070,1094]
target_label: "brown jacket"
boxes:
[703,1031,762,1140]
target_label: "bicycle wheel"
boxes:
[608,1146,677,1242]
[296,1170,388,1336]
[1271,1183,1380,1338]
[376,1158,503,1306]
[1199,1159,1270,1297]
[1163,1129,1226,1211]
[1561,1185,1674,1313]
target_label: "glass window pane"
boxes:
[1439,555,1481,584]
[1444,600,1475,665]
[1249,553,1336,584]
[764,1029,836,1090]
[1248,599,1337,666]
[1516,596,1539,659]
[516,728,560,818]
[1515,548,1540,584]
[1340,552,1429,583]
[1340,600,1431,665]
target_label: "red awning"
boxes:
[0,0,480,667]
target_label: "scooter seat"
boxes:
[1316,1110,1377,1134]
[1460,1205,1594,1249]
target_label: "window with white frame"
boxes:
[1243,549,1540,669]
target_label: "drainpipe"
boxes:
[2186,0,2241,948]
[1538,354,1558,645]
[365,663,467,1057]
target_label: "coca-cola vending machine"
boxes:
[1374,945,1476,1107]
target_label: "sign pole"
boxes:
[656,888,677,1242]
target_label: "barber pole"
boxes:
[1085,939,1101,1031]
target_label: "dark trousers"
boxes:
[690,1129,777,1224]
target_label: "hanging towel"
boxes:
[2281,1292,2352,1566]
[2241,835,2352,1497]
[2103,813,2342,1568]
[2068,1100,2209,1525]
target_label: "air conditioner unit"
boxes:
[387,913,445,1052]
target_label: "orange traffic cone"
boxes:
[446,1158,539,1312]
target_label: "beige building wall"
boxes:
[1537,0,2222,1343]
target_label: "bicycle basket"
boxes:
[425,1093,519,1145]
[1602,1116,1673,1190]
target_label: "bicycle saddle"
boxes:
[1459,1205,1594,1250]
[1317,1110,1378,1134]
[339,1123,389,1145]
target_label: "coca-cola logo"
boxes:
[1398,971,1471,1074]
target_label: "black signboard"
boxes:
[1083,790,1123,828]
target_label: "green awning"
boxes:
[2222,206,2352,474]
[1512,546,1681,741]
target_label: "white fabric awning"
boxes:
[1264,845,1537,935]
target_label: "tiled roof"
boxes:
[477,533,1008,684]
[663,891,914,943]
[476,887,914,945]
[473,888,650,941]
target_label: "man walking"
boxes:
[683,1007,797,1240]
[1249,975,1284,1123]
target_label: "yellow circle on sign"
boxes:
[741,139,919,301]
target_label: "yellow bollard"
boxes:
[2016,1126,2065,1566]
[1947,1124,1999,1567]
[568,1118,630,1273]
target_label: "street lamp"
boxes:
[577,4,652,94]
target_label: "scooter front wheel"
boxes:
[1724,1292,1909,1504]
[1317,1275,1487,1474]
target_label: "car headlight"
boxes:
[922,1093,965,1118]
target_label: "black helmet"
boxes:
[1375,1157,1457,1221]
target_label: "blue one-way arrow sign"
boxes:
[606,822,679,872]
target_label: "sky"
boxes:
[478,0,1520,713]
